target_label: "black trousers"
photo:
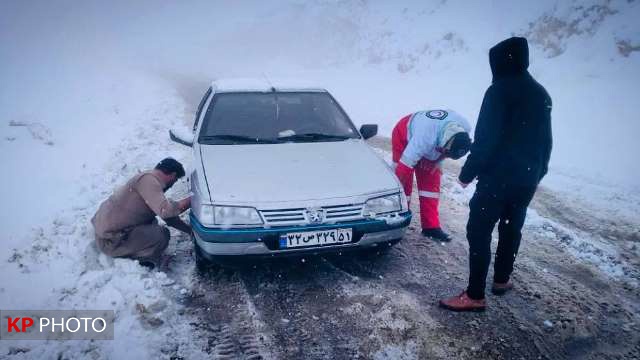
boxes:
[465,181,537,300]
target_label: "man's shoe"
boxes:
[439,291,486,312]
[138,260,156,270]
[491,281,514,295]
[422,228,451,242]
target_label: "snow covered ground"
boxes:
[0,71,205,357]
[1,0,639,358]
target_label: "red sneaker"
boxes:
[439,291,486,312]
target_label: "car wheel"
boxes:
[192,236,215,273]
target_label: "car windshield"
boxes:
[198,92,360,144]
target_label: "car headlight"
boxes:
[199,204,215,226]
[363,193,402,216]
[199,205,263,226]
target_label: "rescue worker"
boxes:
[91,158,192,268]
[392,109,472,242]
[440,37,552,312]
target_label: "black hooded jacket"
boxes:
[459,37,553,186]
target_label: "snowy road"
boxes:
[152,82,640,360]
[155,130,640,359]
[159,152,639,359]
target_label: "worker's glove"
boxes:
[457,179,470,188]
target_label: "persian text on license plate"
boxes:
[279,228,352,249]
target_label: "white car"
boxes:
[169,79,411,267]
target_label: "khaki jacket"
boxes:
[91,171,182,243]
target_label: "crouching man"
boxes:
[392,109,472,242]
[91,158,192,268]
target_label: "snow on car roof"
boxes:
[211,78,327,93]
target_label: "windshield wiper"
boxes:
[277,133,353,142]
[200,135,278,144]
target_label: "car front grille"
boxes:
[259,204,364,226]
[260,208,306,226]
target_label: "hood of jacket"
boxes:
[489,37,529,82]
[438,122,466,148]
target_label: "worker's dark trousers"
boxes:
[465,180,537,300]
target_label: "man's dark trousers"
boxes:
[466,180,537,300]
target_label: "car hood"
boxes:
[199,139,399,204]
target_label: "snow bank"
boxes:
[0,58,205,356]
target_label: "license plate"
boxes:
[279,228,353,249]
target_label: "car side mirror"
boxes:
[169,129,194,147]
[359,124,378,140]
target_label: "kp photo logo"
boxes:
[0,310,115,340]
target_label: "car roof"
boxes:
[211,78,327,93]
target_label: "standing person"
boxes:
[440,37,553,312]
[92,158,192,269]
[392,109,472,242]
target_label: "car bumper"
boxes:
[191,211,411,257]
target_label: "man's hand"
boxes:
[178,196,191,213]
[165,216,192,234]
[395,161,414,198]
[457,179,470,188]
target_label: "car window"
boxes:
[193,87,212,132]
[198,92,360,144]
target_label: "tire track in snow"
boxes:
[235,257,368,359]
[181,267,274,360]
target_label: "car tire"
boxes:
[193,236,216,273]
